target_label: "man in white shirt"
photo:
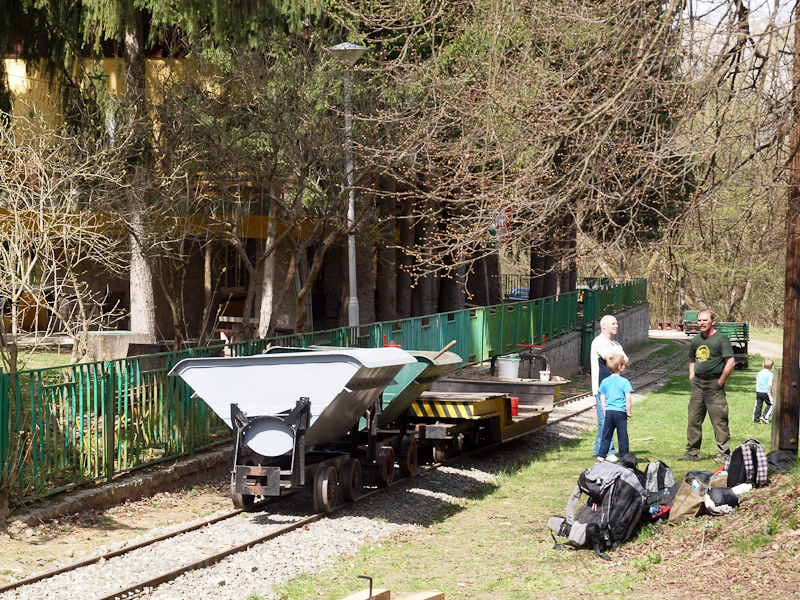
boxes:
[590,314,630,461]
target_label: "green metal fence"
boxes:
[581,278,648,369]
[0,283,640,505]
[0,347,232,504]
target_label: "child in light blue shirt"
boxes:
[597,354,633,462]
[754,358,774,423]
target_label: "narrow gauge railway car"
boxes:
[416,374,559,461]
[170,347,559,512]
[261,346,464,488]
[169,347,416,512]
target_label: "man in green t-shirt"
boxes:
[679,309,735,463]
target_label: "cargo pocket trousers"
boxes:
[686,376,731,457]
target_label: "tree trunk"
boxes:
[377,185,397,321]
[466,256,489,305]
[541,237,558,298]
[482,251,502,305]
[397,199,413,319]
[197,234,214,347]
[295,246,313,332]
[439,263,466,312]
[258,199,280,338]
[129,207,157,342]
[411,202,435,316]
[778,0,800,454]
[357,231,376,326]
[125,11,156,342]
[530,249,545,299]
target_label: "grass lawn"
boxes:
[20,349,72,371]
[271,357,788,600]
[750,327,783,346]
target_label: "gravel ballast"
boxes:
[0,409,600,600]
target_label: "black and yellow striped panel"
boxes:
[412,400,475,419]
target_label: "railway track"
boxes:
[1,340,690,600]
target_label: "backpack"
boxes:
[643,460,675,493]
[548,462,648,560]
[725,439,768,488]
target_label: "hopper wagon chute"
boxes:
[169,347,416,512]
[262,345,463,484]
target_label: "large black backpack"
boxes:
[548,462,647,559]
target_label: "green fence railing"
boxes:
[0,283,641,505]
[581,279,649,369]
[0,347,232,504]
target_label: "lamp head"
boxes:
[327,42,368,66]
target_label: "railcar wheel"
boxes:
[313,465,339,513]
[432,441,448,464]
[399,438,417,478]
[375,446,395,487]
[230,475,256,511]
[340,458,362,503]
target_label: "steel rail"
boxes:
[98,463,444,600]
[0,490,306,595]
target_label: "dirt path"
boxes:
[749,338,783,359]
[650,328,784,360]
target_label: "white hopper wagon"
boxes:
[169,347,416,511]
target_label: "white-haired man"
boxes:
[590,314,630,461]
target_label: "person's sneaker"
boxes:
[596,456,605,462]
[678,453,701,461]
[761,418,770,424]
[606,455,619,463]
[713,454,729,464]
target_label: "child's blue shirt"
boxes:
[756,369,773,394]
[598,374,633,413]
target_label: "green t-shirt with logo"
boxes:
[689,330,734,376]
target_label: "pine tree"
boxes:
[3,0,323,341]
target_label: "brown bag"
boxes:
[709,470,728,488]
[668,476,708,525]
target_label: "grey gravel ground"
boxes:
[0,411,598,600]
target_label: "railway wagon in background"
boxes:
[682,314,749,370]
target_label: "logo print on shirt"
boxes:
[696,345,710,362]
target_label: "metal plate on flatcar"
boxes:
[234,465,281,496]
[413,391,505,420]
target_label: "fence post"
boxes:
[0,371,7,488]
[104,361,116,482]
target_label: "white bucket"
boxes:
[496,356,520,378]
[539,370,551,382]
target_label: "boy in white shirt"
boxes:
[754,358,774,424]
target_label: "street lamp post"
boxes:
[328,42,368,328]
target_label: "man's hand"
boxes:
[718,356,735,387]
